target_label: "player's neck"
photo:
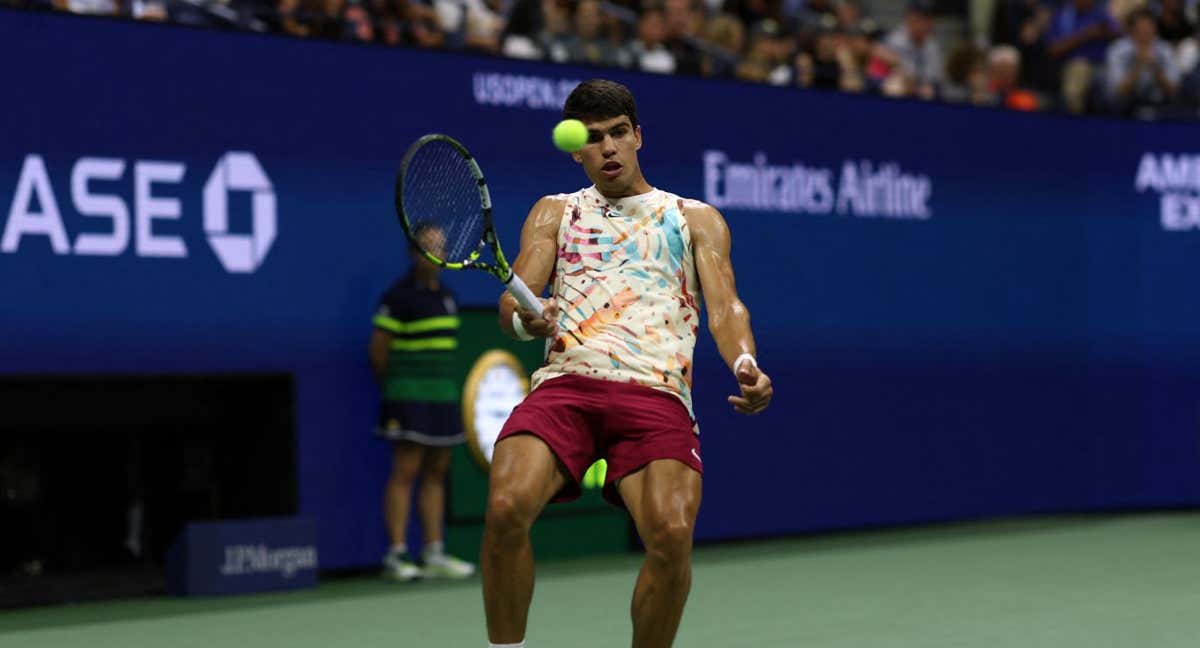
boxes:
[414,267,440,291]
[597,176,653,200]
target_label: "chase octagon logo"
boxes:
[2,151,277,274]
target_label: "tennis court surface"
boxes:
[3,512,1198,647]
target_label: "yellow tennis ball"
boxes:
[552,119,588,153]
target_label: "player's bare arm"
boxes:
[498,195,565,339]
[685,201,774,415]
[368,329,393,386]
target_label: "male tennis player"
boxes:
[481,79,773,648]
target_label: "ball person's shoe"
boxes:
[422,553,475,579]
[382,551,422,581]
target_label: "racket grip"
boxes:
[505,273,544,318]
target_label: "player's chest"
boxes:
[559,213,685,273]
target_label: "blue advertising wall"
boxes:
[2,10,1199,567]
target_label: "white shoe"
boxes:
[422,553,475,579]
[382,552,422,581]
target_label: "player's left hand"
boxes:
[728,363,772,415]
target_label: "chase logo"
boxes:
[204,153,276,273]
[1,151,277,273]
[1135,153,1200,231]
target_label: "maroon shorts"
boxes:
[496,374,702,507]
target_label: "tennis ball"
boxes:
[552,119,588,153]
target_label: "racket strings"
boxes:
[402,140,486,263]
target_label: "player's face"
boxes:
[571,115,643,194]
[414,227,445,272]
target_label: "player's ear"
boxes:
[635,125,642,151]
[571,151,583,164]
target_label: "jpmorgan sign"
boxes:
[2,151,277,273]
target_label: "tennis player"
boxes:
[481,79,773,648]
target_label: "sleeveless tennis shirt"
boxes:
[531,185,702,417]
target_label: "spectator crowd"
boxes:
[7,0,1200,119]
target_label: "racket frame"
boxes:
[396,133,542,315]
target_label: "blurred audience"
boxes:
[272,0,311,37]
[407,0,446,47]
[1106,7,1181,115]
[796,15,869,91]
[343,2,375,40]
[567,0,627,65]
[943,43,993,104]
[700,11,745,77]
[989,44,1041,109]
[15,0,1200,120]
[1154,0,1195,44]
[1045,0,1119,112]
[875,0,944,99]
[990,0,1053,88]
[663,0,705,74]
[633,6,677,72]
[461,0,509,52]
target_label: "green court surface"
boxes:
[2,512,1198,647]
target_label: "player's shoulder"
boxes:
[668,193,723,226]
[653,186,714,215]
[667,194,728,246]
[536,185,600,209]
[533,193,571,209]
[523,194,569,232]
[678,197,716,215]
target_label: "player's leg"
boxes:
[418,445,450,545]
[419,446,475,578]
[481,434,570,644]
[383,441,424,579]
[618,459,702,648]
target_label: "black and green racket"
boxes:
[395,133,542,315]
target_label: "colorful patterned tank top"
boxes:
[532,185,702,417]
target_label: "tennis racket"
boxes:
[395,133,542,316]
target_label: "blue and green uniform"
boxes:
[373,274,463,446]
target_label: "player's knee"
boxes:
[484,489,535,538]
[390,463,419,485]
[643,517,693,565]
[422,452,451,480]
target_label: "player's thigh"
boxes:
[487,434,570,522]
[618,459,702,545]
[391,441,424,482]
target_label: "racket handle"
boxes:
[504,273,544,318]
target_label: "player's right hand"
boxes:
[518,298,558,338]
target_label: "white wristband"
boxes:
[511,311,535,341]
[733,353,757,373]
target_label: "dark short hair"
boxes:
[408,221,442,253]
[563,79,639,128]
[1125,7,1157,29]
